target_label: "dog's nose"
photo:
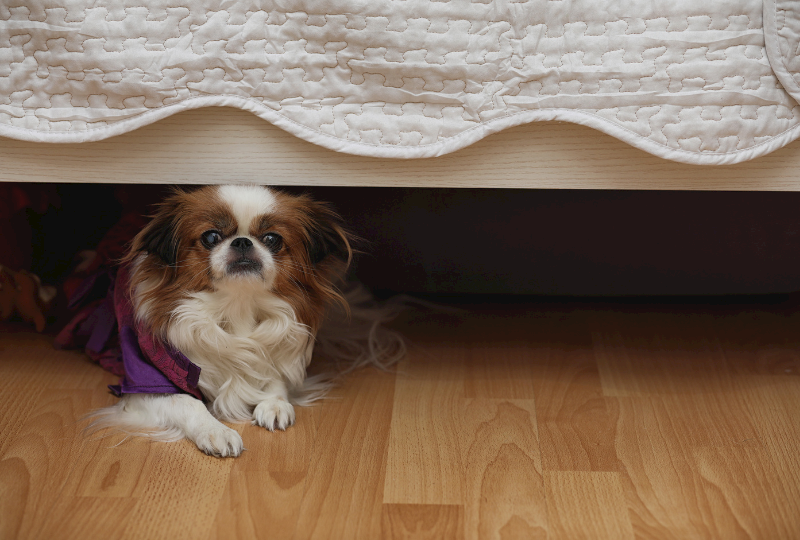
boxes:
[230,237,253,252]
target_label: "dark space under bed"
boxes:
[16,185,800,298]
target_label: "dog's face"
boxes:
[128,185,351,332]
[177,185,304,289]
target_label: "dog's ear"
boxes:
[132,199,182,267]
[304,200,352,266]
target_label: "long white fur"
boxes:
[165,280,312,422]
[88,185,404,457]
[87,393,245,457]
[315,283,407,374]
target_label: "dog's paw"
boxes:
[191,424,244,458]
[252,398,295,431]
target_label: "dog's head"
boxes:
[127,185,351,332]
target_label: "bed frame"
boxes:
[3,107,800,190]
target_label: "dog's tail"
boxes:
[317,282,408,372]
[290,283,407,405]
[82,396,185,443]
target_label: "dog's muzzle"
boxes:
[227,238,263,275]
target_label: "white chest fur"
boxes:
[163,283,313,421]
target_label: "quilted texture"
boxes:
[1,0,800,164]
[765,0,800,103]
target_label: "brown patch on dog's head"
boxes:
[125,187,235,334]
[125,186,352,335]
[264,191,353,330]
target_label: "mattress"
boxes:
[1,0,800,164]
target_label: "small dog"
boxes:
[90,185,381,457]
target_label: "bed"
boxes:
[3,0,800,297]
[1,0,800,190]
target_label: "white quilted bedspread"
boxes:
[2,0,800,164]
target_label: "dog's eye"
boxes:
[201,230,223,249]
[262,232,283,253]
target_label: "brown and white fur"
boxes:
[91,185,363,457]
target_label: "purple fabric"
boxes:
[58,269,114,352]
[57,265,203,400]
[113,265,202,399]
[84,293,116,354]
[67,269,111,310]
[108,326,185,395]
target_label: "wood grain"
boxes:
[459,399,547,540]
[209,405,319,540]
[2,299,800,539]
[529,319,621,473]
[3,107,800,190]
[384,349,465,505]
[292,369,396,540]
[545,471,633,540]
[2,390,101,540]
[381,504,464,540]
[209,470,308,540]
[692,446,799,539]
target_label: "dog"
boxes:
[88,185,392,457]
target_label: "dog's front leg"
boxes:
[252,379,295,431]
[119,393,244,457]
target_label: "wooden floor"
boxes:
[1,298,799,539]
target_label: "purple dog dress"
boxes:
[56,264,203,400]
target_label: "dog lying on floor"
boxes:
[83,185,402,457]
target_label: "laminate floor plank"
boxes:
[116,433,239,540]
[464,343,537,400]
[459,398,547,540]
[2,299,799,539]
[615,396,732,540]
[716,309,800,539]
[381,504,464,540]
[545,471,633,540]
[692,445,800,540]
[292,368,396,540]
[40,497,138,540]
[529,315,621,473]
[0,330,108,457]
[0,389,102,540]
[208,406,319,540]
[209,469,309,540]
[384,348,465,505]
